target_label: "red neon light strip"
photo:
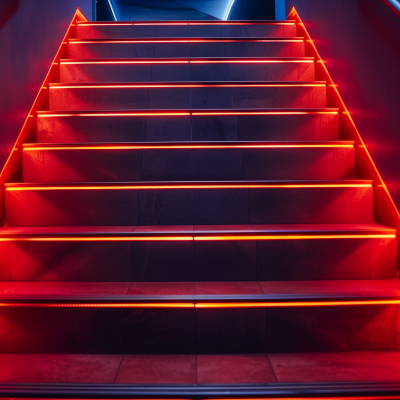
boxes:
[69,39,304,44]
[192,234,395,241]
[60,59,314,65]
[36,110,339,118]
[49,83,325,89]
[190,59,313,64]
[0,236,193,242]
[5,183,372,191]
[76,22,296,26]
[61,60,190,65]
[1,299,400,308]
[195,300,400,307]
[191,111,338,116]
[0,234,394,242]
[23,144,353,151]
[0,303,193,308]
[186,22,296,26]
[37,112,191,117]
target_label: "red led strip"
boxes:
[191,111,337,116]
[1,299,400,308]
[0,303,193,308]
[195,300,400,307]
[60,59,314,65]
[190,59,313,64]
[37,110,339,118]
[23,144,353,151]
[69,39,304,44]
[193,234,393,241]
[5,183,372,191]
[49,83,325,89]
[76,22,296,26]
[0,234,394,242]
[37,112,191,117]
[61,60,190,65]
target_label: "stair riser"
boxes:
[75,24,297,39]
[68,42,306,59]
[22,148,356,182]
[0,237,395,282]
[0,304,397,353]
[49,86,326,111]
[60,62,315,83]
[5,187,373,226]
[37,113,340,143]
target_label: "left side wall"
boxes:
[0,0,92,172]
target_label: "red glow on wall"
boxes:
[288,6,400,230]
[0,8,89,207]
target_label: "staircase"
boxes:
[1,7,400,398]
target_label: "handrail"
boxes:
[381,0,400,17]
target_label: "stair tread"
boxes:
[0,222,394,235]
[0,279,399,300]
[0,351,399,385]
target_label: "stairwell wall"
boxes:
[0,0,91,175]
[286,0,400,211]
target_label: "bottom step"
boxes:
[0,352,399,384]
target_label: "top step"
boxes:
[76,21,298,39]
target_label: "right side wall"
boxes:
[286,0,400,210]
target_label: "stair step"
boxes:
[75,21,298,39]
[0,285,399,353]
[4,180,373,226]
[36,109,340,143]
[59,57,316,83]
[1,279,399,299]
[1,351,400,385]
[48,82,327,111]
[0,223,395,282]
[67,37,306,59]
[22,141,355,182]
